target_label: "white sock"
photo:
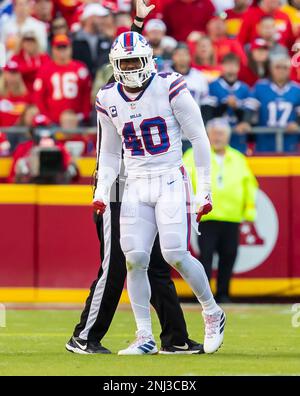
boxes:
[126,263,153,336]
[201,297,221,315]
[136,318,152,335]
[172,252,220,315]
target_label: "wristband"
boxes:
[134,16,145,22]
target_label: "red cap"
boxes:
[52,34,71,47]
[32,114,52,127]
[4,60,20,73]
[251,38,269,51]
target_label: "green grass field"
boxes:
[0,304,299,376]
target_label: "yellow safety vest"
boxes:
[182,146,258,223]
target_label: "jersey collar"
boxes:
[270,81,291,95]
[117,73,155,102]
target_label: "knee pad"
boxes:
[162,249,189,270]
[126,251,150,271]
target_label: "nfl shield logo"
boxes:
[109,106,118,117]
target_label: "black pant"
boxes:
[198,221,240,298]
[73,202,189,347]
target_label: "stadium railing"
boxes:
[1,126,300,153]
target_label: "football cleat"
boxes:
[202,310,226,354]
[159,339,204,355]
[118,330,158,355]
[65,336,111,354]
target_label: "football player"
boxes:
[94,31,226,355]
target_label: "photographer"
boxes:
[7,114,78,184]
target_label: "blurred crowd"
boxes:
[1,0,300,165]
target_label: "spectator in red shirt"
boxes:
[33,34,92,124]
[192,36,222,83]
[163,0,215,41]
[54,0,83,30]
[238,0,295,49]
[207,15,247,65]
[11,30,51,94]
[225,0,250,38]
[255,15,289,56]
[239,38,270,86]
[0,61,32,128]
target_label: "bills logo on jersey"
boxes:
[109,105,118,117]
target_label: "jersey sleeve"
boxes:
[95,91,122,193]
[171,86,211,192]
[95,88,111,118]
[167,73,189,103]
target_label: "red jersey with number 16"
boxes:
[33,59,92,124]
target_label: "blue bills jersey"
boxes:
[249,79,300,127]
[248,79,300,152]
[206,78,251,126]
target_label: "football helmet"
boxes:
[109,31,155,88]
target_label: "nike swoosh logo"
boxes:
[173,343,189,350]
[167,179,177,185]
[74,339,87,351]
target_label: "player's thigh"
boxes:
[120,182,157,256]
[155,174,190,253]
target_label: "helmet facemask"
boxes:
[109,32,156,88]
[111,55,155,88]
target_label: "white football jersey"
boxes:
[182,68,209,107]
[96,72,189,178]
[163,66,209,107]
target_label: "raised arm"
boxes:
[131,0,155,32]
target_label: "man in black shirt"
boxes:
[72,3,112,79]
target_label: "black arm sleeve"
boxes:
[131,21,143,34]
